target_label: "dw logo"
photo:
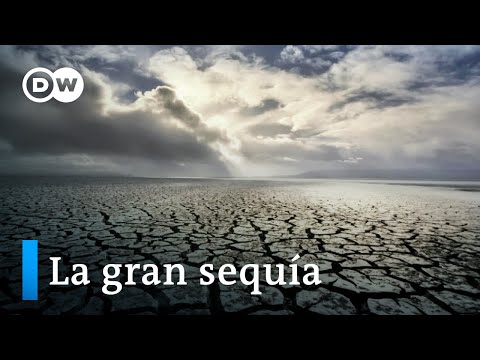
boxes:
[22,67,84,103]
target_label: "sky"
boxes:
[1,45,480,178]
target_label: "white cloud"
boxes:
[4,45,480,177]
[144,45,480,175]
[280,45,305,63]
[279,45,333,69]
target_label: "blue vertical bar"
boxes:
[22,240,38,300]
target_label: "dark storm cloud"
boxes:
[418,143,480,169]
[0,54,229,176]
[329,90,418,111]
[240,98,283,116]
[247,122,292,137]
[276,45,354,76]
[18,45,165,103]
[154,86,227,143]
[3,45,480,178]
[382,52,413,63]
[239,140,343,163]
[82,57,164,102]
[407,55,480,91]
[384,46,480,92]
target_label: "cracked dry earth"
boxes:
[1,177,480,315]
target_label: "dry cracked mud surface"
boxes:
[1,177,479,315]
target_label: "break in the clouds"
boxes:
[1,45,480,178]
